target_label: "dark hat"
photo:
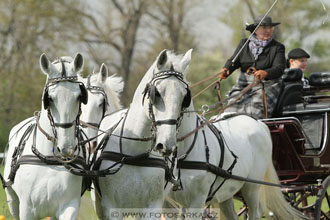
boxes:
[288,48,310,59]
[245,15,280,32]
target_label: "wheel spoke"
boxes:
[321,210,330,220]
[326,191,330,209]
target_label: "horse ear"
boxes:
[157,49,167,69]
[40,53,51,75]
[73,53,84,73]
[181,49,192,71]
[99,63,108,83]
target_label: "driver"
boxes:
[219,15,286,119]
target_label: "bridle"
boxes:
[78,74,111,147]
[142,67,192,150]
[40,58,88,162]
[80,74,109,128]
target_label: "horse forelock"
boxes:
[50,56,77,78]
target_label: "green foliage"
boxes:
[188,51,237,117]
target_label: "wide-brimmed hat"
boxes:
[246,15,280,32]
[288,48,310,59]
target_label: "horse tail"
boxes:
[260,162,308,220]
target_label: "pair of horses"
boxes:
[2,53,123,220]
[2,50,306,220]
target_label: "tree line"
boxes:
[0,0,329,151]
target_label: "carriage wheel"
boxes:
[315,175,330,219]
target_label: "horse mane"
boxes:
[86,73,124,111]
[104,74,124,110]
[54,56,73,63]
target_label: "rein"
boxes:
[177,77,263,142]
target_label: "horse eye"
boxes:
[98,101,104,107]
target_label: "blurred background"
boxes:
[0,0,330,152]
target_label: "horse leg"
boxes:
[241,183,263,220]
[100,198,122,220]
[218,198,238,220]
[91,188,103,220]
[19,205,37,220]
[163,197,180,220]
[5,187,20,220]
[56,199,80,220]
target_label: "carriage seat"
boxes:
[309,72,330,86]
[272,68,303,117]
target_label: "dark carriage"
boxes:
[261,69,330,219]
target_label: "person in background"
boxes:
[219,15,286,119]
[287,48,310,86]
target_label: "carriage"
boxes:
[253,68,330,219]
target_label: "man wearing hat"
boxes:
[218,15,286,119]
[287,48,310,86]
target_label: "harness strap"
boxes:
[155,119,177,126]
[35,112,56,143]
[92,151,171,197]
[178,116,199,160]
[216,80,224,114]
[94,151,169,174]
[0,173,12,188]
[4,154,88,187]
[178,161,282,188]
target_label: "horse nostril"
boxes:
[156,143,164,151]
[57,147,61,153]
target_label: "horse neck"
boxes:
[177,105,202,156]
[123,100,151,138]
[105,92,121,113]
[38,109,52,133]
[115,64,155,141]
[26,109,53,154]
[121,63,155,136]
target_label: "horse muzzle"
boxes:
[56,145,77,158]
[154,143,176,156]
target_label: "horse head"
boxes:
[80,63,124,151]
[144,49,192,156]
[40,53,87,159]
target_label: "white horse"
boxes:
[92,49,192,219]
[78,63,124,219]
[131,50,306,220]
[79,63,124,151]
[3,53,87,220]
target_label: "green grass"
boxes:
[1,166,12,219]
